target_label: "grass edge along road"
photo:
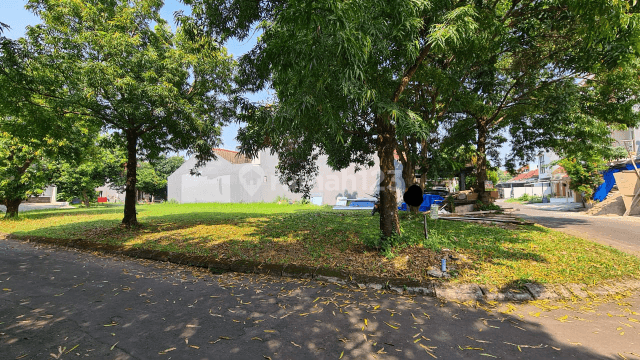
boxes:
[1,202,639,289]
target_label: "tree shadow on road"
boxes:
[0,242,633,359]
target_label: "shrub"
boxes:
[476,201,501,211]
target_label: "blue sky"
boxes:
[1,0,260,151]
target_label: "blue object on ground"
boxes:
[333,198,377,210]
[593,164,638,202]
[398,194,444,212]
[349,200,375,207]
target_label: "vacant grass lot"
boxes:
[1,203,639,288]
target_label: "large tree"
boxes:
[185,0,477,238]
[0,117,55,218]
[431,1,640,203]
[1,25,96,218]
[185,0,640,238]
[2,0,236,226]
[0,112,95,217]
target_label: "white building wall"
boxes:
[95,184,125,202]
[611,127,640,154]
[167,149,405,205]
[503,183,552,199]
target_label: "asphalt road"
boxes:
[500,200,640,256]
[1,238,639,359]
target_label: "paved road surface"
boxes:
[499,200,640,256]
[1,238,639,359]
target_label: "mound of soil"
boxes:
[587,190,640,216]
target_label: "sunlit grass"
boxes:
[1,202,639,288]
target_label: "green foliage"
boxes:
[497,170,512,184]
[517,193,531,202]
[559,157,606,202]
[184,0,640,229]
[0,127,53,216]
[0,112,96,217]
[511,193,542,204]
[53,138,125,206]
[273,196,290,204]
[475,201,501,212]
[132,154,184,200]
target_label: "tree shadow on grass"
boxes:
[4,205,131,221]
[2,208,566,287]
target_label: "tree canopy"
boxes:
[184,0,640,239]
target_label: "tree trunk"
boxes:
[376,115,401,238]
[81,190,90,208]
[400,153,419,214]
[3,198,22,218]
[476,117,490,204]
[122,131,138,226]
[419,139,428,190]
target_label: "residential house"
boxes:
[500,168,550,199]
[26,185,58,203]
[167,148,406,205]
[611,127,640,154]
[536,151,577,202]
[95,184,126,203]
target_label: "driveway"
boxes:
[499,200,640,256]
[2,237,639,359]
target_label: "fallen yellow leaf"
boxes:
[383,321,398,329]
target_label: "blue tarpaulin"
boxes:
[593,164,638,202]
[399,194,445,212]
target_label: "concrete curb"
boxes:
[5,234,640,303]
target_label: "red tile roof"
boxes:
[508,169,538,182]
[212,148,252,164]
[551,165,569,180]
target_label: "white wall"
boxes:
[168,149,405,205]
[95,184,125,202]
[503,184,553,199]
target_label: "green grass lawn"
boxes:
[1,202,639,288]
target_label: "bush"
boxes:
[274,195,290,204]
[476,201,501,211]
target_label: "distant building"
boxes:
[167,148,405,205]
[95,184,125,203]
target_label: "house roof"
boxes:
[550,165,569,180]
[213,148,253,164]
[508,169,538,182]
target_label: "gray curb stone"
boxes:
[565,284,589,298]
[524,283,560,300]
[481,286,533,302]
[435,284,483,302]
